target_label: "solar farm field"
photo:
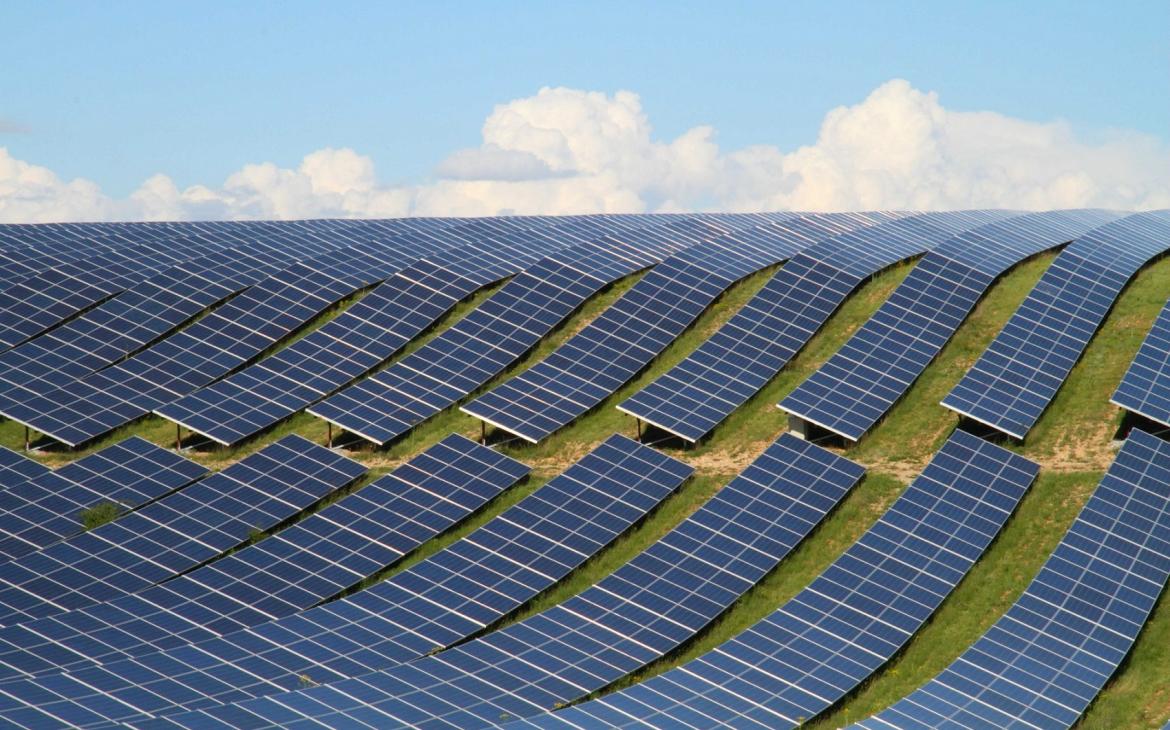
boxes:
[0,211,1166,729]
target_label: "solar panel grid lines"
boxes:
[0,216,595,447]
[500,429,1039,730]
[615,210,1007,443]
[1112,297,1170,429]
[0,435,366,627]
[153,219,592,445]
[849,428,1170,730]
[0,242,443,447]
[942,210,1170,439]
[0,448,50,491]
[0,437,209,562]
[0,435,528,681]
[305,230,691,446]
[0,436,689,727]
[164,435,864,730]
[0,219,376,324]
[779,209,1124,442]
[459,214,877,444]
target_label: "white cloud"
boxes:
[1,80,1168,222]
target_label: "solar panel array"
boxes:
[0,241,441,447]
[852,428,1170,730]
[0,448,49,491]
[1112,296,1170,430]
[943,210,1170,439]
[0,437,208,562]
[0,239,225,351]
[0,436,691,726]
[153,216,612,445]
[460,215,879,443]
[506,430,1038,730]
[0,215,501,434]
[0,435,528,679]
[0,435,365,626]
[0,237,379,409]
[166,435,864,729]
[617,210,1013,443]
[307,216,772,445]
[779,209,1120,441]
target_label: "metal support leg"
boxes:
[636,419,642,443]
[481,420,487,446]
[327,422,333,448]
[176,423,181,451]
[24,426,29,452]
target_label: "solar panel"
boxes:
[851,428,1170,730]
[306,219,712,446]
[943,210,1170,439]
[460,214,885,443]
[502,429,1038,730]
[0,437,208,562]
[166,434,864,729]
[1112,296,1170,430]
[0,236,354,409]
[0,436,690,725]
[154,221,582,446]
[0,435,527,680]
[0,241,442,447]
[0,240,227,352]
[780,210,1121,441]
[0,448,49,491]
[0,435,364,627]
[617,210,1014,443]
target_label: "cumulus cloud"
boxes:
[1,80,1168,222]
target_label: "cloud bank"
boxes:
[2,79,1168,222]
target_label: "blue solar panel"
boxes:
[0,435,364,627]
[154,221,582,446]
[850,428,1170,730]
[0,435,527,680]
[502,430,1038,730]
[0,437,208,562]
[460,214,883,443]
[0,239,449,447]
[617,210,1014,443]
[0,240,227,352]
[1112,296,1170,430]
[943,210,1170,439]
[0,235,363,409]
[306,218,716,446]
[161,435,864,729]
[780,210,1120,441]
[0,436,690,725]
[0,448,49,491]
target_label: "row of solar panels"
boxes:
[0,402,1165,728]
[3,209,1169,454]
[1,208,1168,729]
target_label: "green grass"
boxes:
[78,501,122,531]
[4,249,1170,728]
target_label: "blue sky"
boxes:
[1,1,1167,220]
